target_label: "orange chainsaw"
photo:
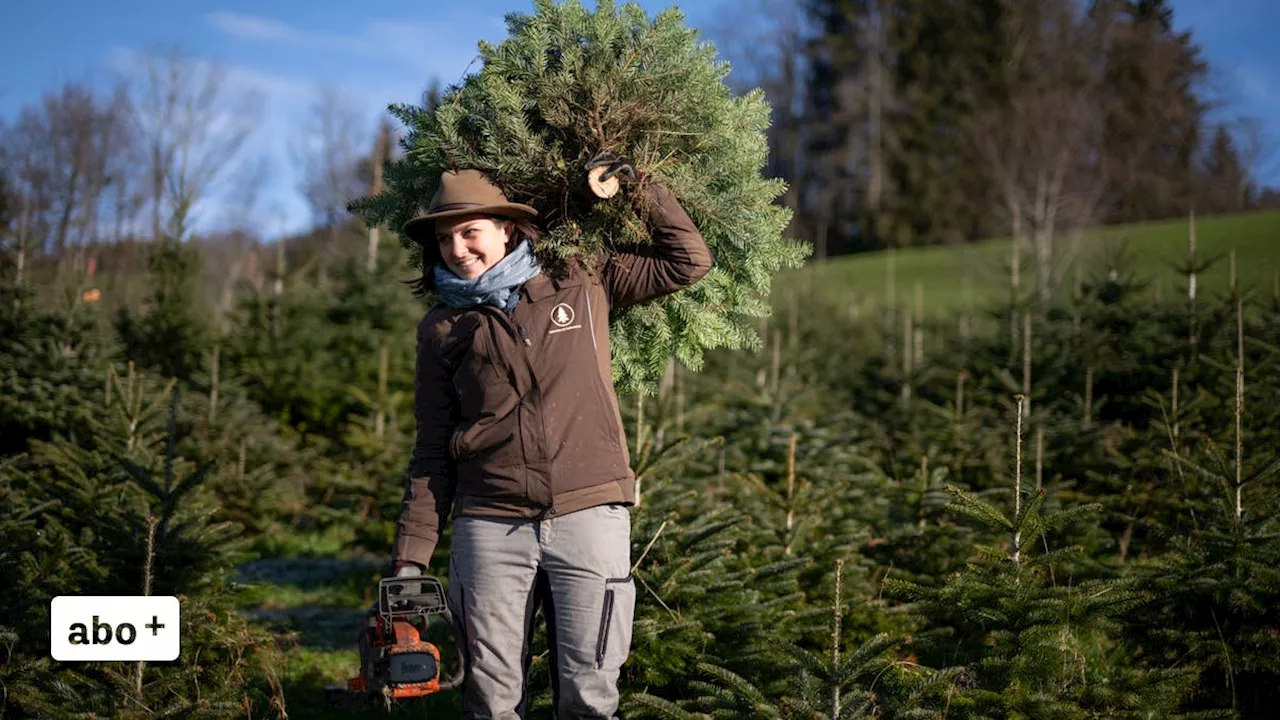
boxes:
[326,575,464,710]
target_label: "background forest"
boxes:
[2,0,1279,718]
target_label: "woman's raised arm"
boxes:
[601,181,713,310]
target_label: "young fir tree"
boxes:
[0,361,285,718]
[505,457,809,717]
[1128,440,1280,718]
[1123,293,1280,718]
[769,559,959,720]
[349,0,809,394]
[222,240,419,453]
[885,398,1197,719]
[628,561,958,719]
[506,381,819,715]
[219,244,422,551]
[0,267,113,458]
[903,241,1224,568]
[165,348,318,546]
[114,235,210,382]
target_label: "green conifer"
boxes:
[886,398,1196,718]
[0,362,284,717]
[114,236,210,381]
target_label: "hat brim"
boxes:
[402,202,539,244]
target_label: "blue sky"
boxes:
[1,0,1276,238]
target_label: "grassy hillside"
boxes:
[775,210,1280,317]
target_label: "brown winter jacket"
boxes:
[392,182,713,568]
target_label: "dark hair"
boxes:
[406,215,544,298]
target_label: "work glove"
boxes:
[387,562,424,609]
[584,150,644,201]
[585,150,638,183]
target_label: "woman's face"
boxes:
[435,214,513,280]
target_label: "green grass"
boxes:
[234,553,464,718]
[774,210,1280,317]
[236,556,384,608]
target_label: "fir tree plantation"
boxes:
[3,1,1280,719]
[4,200,1279,718]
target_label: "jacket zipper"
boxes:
[478,307,533,394]
[476,306,551,494]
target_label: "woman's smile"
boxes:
[437,215,513,279]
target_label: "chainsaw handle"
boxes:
[436,605,467,691]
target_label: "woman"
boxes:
[391,160,712,719]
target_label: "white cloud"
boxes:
[103,45,312,103]
[204,11,485,76]
[206,11,309,44]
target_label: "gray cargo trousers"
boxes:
[446,503,636,719]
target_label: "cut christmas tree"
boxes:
[350,0,809,394]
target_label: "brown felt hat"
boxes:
[402,169,538,245]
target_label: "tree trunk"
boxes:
[15,196,30,310]
[151,142,165,242]
[54,164,82,256]
[367,124,390,272]
[866,1,885,217]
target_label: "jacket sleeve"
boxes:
[392,317,460,570]
[601,181,714,310]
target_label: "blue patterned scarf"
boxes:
[433,238,542,314]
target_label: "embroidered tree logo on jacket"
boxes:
[551,304,574,327]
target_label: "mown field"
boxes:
[776,210,1280,317]
[3,207,1278,719]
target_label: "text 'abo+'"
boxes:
[51,596,181,661]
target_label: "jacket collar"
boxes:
[521,272,555,303]
[520,267,586,303]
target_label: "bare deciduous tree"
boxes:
[203,155,272,326]
[837,0,908,250]
[0,79,141,260]
[100,85,147,245]
[36,84,96,254]
[221,154,275,234]
[0,143,12,239]
[779,0,908,255]
[294,84,367,233]
[1233,116,1278,204]
[126,46,263,242]
[199,228,261,326]
[71,84,138,248]
[972,0,1107,305]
